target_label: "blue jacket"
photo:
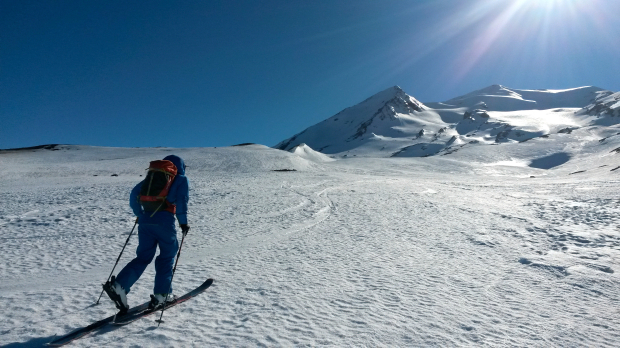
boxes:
[130,155,189,226]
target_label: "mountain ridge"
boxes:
[275,84,619,160]
[439,85,605,111]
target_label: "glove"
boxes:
[180,224,190,236]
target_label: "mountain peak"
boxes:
[367,85,406,102]
[275,86,426,152]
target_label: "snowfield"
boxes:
[1,140,619,347]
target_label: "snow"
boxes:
[579,91,620,121]
[276,84,620,161]
[3,84,620,347]
[274,86,429,155]
[289,143,335,163]
[2,139,620,347]
[443,85,604,111]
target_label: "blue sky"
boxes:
[2,0,619,149]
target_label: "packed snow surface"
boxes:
[1,142,620,347]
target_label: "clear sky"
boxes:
[2,0,619,149]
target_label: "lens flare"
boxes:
[383,0,619,88]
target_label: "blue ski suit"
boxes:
[116,155,189,295]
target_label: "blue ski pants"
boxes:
[116,223,179,295]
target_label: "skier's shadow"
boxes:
[96,318,166,344]
[2,314,141,347]
[2,336,58,348]
[2,304,105,347]
[90,320,133,335]
[0,325,126,348]
[104,321,163,344]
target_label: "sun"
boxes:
[438,0,612,79]
[385,0,617,85]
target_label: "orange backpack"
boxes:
[139,160,178,216]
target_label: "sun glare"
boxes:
[373,0,617,91]
[433,0,617,81]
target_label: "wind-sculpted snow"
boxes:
[1,145,619,346]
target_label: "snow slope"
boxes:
[275,86,435,155]
[1,141,620,347]
[578,90,620,124]
[441,85,604,111]
[290,143,335,163]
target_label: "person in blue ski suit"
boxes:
[106,155,190,310]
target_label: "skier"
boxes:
[103,155,190,313]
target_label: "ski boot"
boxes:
[103,276,129,315]
[148,293,177,310]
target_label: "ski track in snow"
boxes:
[1,149,620,347]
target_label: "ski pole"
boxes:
[96,217,139,305]
[156,231,186,325]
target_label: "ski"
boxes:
[46,302,150,347]
[46,278,213,346]
[113,278,213,325]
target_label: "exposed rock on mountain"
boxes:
[578,90,620,123]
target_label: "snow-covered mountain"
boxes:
[437,84,605,111]
[577,89,620,121]
[276,85,620,161]
[276,86,429,155]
